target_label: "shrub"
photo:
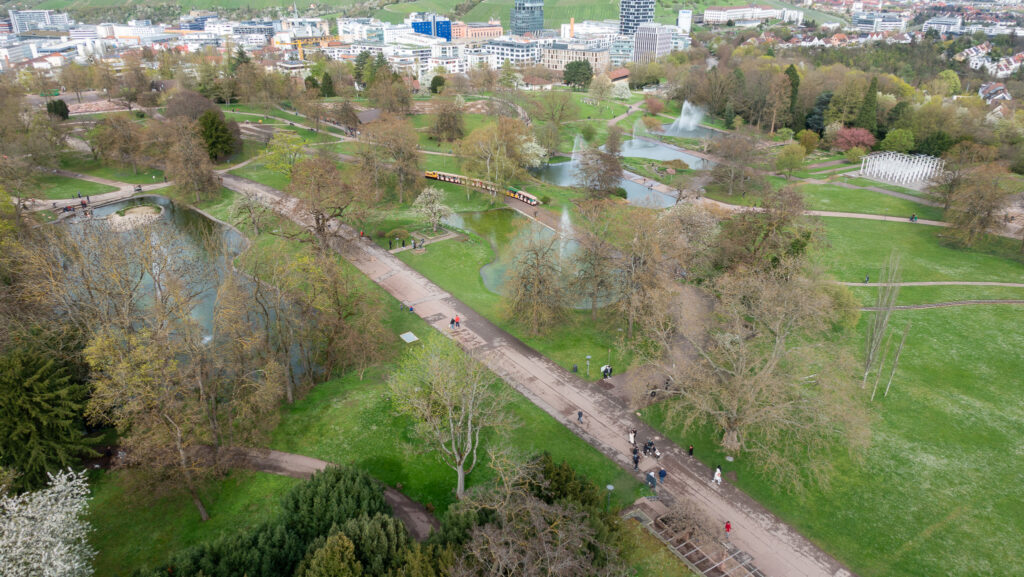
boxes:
[579,123,597,142]
[796,129,820,154]
[833,127,876,151]
[612,187,628,199]
[665,159,690,171]
[148,467,394,577]
[539,195,552,205]
[776,127,794,141]
[844,146,867,163]
[386,228,411,240]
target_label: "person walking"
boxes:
[725,521,731,539]
[864,274,870,283]
[455,315,460,328]
[449,318,455,330]
[577,410,583,424]
[658,468,666,485]
[388,239,392,249]
[688,444,694,458]
[632,454,639,471]
[646,471,657,489]
[713,465,722,486]
[629,429,637,445]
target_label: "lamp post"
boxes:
[585,355,591,377]
[605,484,614,512]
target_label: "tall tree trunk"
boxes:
[169,419,209,521]
[455,462,466,499]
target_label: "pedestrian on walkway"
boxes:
[713,465,722,486]
[388,239,392,249]
[632,454,639,471]
[402,239,406,248]
[646,471,657,489]
[577,410,583,424]
[455,315,460,328]
[629,428,637,445]
[450,318,455,330]
[864,274,870,283]
[77,192,81,199]
[725,521,731,539]
[688,444,694,457]
[86,196,90,203]
[658,468,666,484]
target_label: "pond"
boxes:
[530,160,679,209]
[66,195,246,333]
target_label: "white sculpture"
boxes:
[860,152,945,185]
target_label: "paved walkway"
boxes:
[862,299,1024,310]
[218,172,857,577]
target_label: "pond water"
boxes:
[530,160,678,209]
[619,139,712,169]
[67,195,246,333]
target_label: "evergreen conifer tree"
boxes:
[854,77,878,134]
[320,73,335,98]
[198,109,237,161]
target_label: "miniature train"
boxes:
[424,171,541,206]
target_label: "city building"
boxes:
[451,20,503,39]
[8,9,70,34]
[559,19,619,40]
[851,12,907,33]
[609,34,634,66]
[484,37,542,64]
[632,22,671,64]
[510,0,544,36]
[619,0,655,36]
[407,13,452,41]
[922,16,962,35]
[702,4,800,25]
[539,42,609,72]
[677,9,693,34]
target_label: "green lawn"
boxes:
[88,470,300,577]
[817,218,1024,284]
[397,214,635,379]
[270,367,647,514]
[60,153,164,184]
[641,304,1024,577]
[620,520,696,576]
[31,173,117,200]
[214,139,265,169]
[838,176,931,198]
[845,284,1024,307]
[228,161,291,190]
[705,180,944,221]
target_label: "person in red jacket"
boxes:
[725,521,732,539]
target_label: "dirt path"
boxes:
[841,281,1024,288]
[861,299,1024,311]
[222,447,440,541]
[219,172,858,577]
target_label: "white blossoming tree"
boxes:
[0,469,95,577]
[412,185,453,233]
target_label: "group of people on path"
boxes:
[448,315,461,330]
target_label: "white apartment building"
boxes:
[484,37,542,64]
[677,10,693,34]
[559,19,619,40]
[702,5,779,24]
[851,12,907,33]
[8,9,70,34]
[632,23,671,64]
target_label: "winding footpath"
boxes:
[218,172,857,577]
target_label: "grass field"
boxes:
[638,210,1024,577]
[60,152,164,184]
[31,173,118,200]
[816,217,1024,284]
[642,304,1024,577]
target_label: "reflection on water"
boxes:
[530,161,678,209]
[67,195,245,333]
[619,138,711,169]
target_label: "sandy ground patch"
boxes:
[104,205,160,231]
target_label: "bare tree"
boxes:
[162,118,219,203]
[708,130,764,196]
[503,235,569,336]
[947,163,1018,247]
[863,251,900,386]
[387,335,510,499]
[430,96,465,142]
[655,259,869,490]
[571,215,619,322]
[289,153,365,247]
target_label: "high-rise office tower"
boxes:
[619,0,654,36]
[510,0,544,36]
